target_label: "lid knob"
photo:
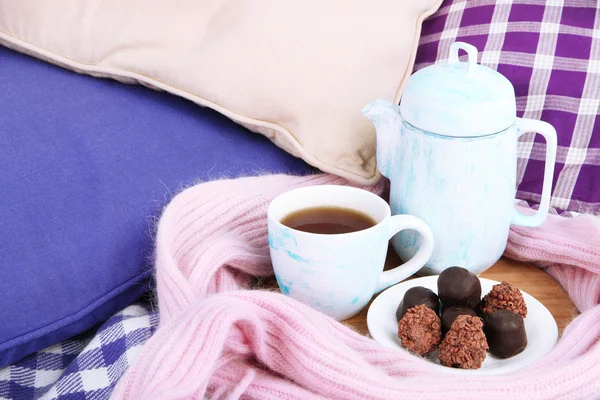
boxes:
[448,42,478,74]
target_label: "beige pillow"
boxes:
[0,0,441,184]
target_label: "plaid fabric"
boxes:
[0,303,159,400]
[415,0,600,215]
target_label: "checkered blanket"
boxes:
[416,0,600,215]
[0,303,159,400]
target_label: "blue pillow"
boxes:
[0,47,312,366]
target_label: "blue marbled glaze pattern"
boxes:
[267,220,388,320]
[386,119,517,275]
[363,43,556,275]
[268,184,434,320]
[268,226,297,250]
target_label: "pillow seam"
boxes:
[0,0,445,185]
[0,32,380,184]
[396,0,445,103]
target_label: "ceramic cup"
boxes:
[267,185,434,320]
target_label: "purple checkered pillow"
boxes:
[415,0,600,215]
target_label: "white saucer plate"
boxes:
[367,276,558,375]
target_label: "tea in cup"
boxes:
[267,185,434,320]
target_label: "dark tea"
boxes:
[280,206,376,234]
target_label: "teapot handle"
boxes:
[511,118,558,227]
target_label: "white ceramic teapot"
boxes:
[362,42,557,276]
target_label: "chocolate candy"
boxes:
[484,309,527,359]
[438,315,488,369]
[441,307,477,335]
[398,305,442,356]
[437,266,481,309]
[480,281,527,318]
[396,286,440,322]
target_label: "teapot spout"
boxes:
[362,99,401,179]
[362,99,400,123]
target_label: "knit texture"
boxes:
[111,174,600,400]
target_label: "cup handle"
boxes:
[375,215,434,293]
[511,118,558,227]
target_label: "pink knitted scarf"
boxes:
[111,174,600,400]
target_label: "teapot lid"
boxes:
[400,42,516,137]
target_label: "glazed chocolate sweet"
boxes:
[438,315,488,369]
[480,281,528,318]
[396,286,440,322]
[484,309,528,359]
[437,266,481,309]
[441,307,477,336]
[398,304,442,356]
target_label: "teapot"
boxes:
[362,42,557,276]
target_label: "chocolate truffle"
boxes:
[484,310,528,359]
[437,267,481,309]
[396,286,440,322]
[398,304,442,356]
[438,315,488,369]
[441,307,477,335]
[480,281,527,318]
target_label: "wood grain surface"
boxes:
[344,248,578,337]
